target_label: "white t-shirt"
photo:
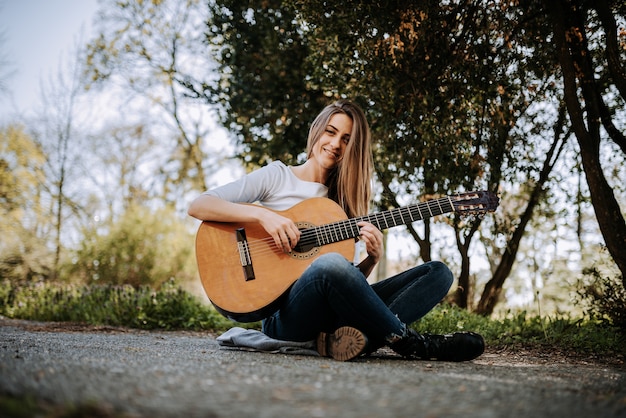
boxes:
[203,161,328,210]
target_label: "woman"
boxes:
[188,99,484,362]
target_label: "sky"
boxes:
[0,0,99,120]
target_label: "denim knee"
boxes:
[428,260,454,291]
[310,252,353,272]
[306,252,363,284]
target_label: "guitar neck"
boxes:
[305,196,454,247]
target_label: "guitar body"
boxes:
[195,198,355,322]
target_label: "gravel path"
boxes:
[1,319,625,417]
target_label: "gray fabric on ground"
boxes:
[216,327,319,356]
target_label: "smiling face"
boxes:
[310,113,353,173]
[302,99,372,218]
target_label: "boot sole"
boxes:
[317,326,368,361]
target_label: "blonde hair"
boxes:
[306,100,373,218]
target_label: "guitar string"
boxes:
[236,198,461,259]
[237,192,500,260]
[239,197,463,258]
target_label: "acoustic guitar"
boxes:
[195,191,499,322]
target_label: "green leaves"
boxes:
[208,0,328,167]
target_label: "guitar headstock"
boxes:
[451,191,499,216]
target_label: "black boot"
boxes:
[390,329,485,362]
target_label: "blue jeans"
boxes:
[262,252,453,348]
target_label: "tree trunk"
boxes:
[452,221,480,309]
[476,109,568,315]
[545,0,626,286]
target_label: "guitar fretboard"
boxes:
[299,196,455,247]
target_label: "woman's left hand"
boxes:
[357,221,384,263]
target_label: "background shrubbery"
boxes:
[0,279,232,331]
[61,204,198,288]
[577,268,626,331]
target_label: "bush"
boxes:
[0,279,235,331]
[63,204,197,288]
[576,266,626,330]
[413,303,625,356]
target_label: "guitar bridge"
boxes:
[236,228,255,281]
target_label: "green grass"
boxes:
[1,279,624,358]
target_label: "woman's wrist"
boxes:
[357,255,378,277]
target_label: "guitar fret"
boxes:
[403,208,413,224]
[329,224,335,243]
[327,223,335,244]
[323,224,331,245]
[337,222,344,241]
[339,222,346,241]
[447,196,454,212]
[342,220,350,240]
[332,223,340,242]
[371,214,381,230]
[351,220,360,238]
[314,227,320,245]
[403,207,410,223]
[317,226,325,245]
[417,203,426,220]
[393,208,404,225]
[399,208,407,225]
[406,207,414,223]
[387,209,395,226]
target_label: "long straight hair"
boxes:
[305,100,373,218]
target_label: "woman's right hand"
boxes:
[258,210,301,253]
[188,194,301,252]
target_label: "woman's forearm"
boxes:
[187,194,265,223]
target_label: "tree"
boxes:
[84,0,223,199]
[0,29,14,98]
[0,125,49,280]
[205,0,329,168]
[33,42,91,279]
[542,0,626,285]
[80,123,160,220]
[205,0,556,312]
[476,105,571,314]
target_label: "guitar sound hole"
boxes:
[293,241,315,253]
[289,222,319,260]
